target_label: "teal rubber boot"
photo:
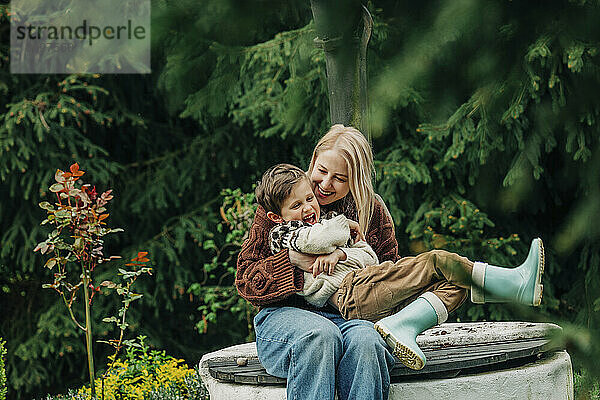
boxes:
[373,293,447,370]
[471,238,545,306]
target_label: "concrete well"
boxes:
[199,322,573,400]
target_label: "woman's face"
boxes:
[310,149,350,206]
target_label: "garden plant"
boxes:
[34,163,151,397]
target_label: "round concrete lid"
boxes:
[201,321,563,384]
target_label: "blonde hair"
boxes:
[308,124,375,233]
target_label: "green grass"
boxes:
[575,370,600,400]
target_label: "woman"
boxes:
[236,124,398,400]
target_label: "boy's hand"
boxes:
[311,249,346,277]
[289,250,317,273]
[347,220,365,243]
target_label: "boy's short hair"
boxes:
[255,163,310,214]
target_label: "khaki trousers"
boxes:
[336,250,473,322]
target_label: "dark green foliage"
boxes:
[187,188,257,337]
[1,0,600,398]
[575,370,600,400]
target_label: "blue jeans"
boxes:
[254,306,395,400]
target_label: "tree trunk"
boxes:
[310,0,372,138]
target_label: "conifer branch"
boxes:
[210,25,314,54]
[126,148,185,168]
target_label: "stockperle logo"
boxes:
[10,0,150,74]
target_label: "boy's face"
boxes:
[271,179,320,224]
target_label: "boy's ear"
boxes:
[266,211,284,224]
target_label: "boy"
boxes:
[255,163,378,309]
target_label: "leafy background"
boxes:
[0,0,599,398]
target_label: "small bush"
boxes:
[0,338,6,400]
[76,337,208,400]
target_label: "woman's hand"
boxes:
[347,220,365,243]
[289,250,317,273]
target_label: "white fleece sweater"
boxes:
[269,214,379,307]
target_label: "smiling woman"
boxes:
[308,125,375,234]
[310,150,350,204]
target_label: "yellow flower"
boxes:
[79,355,195,399]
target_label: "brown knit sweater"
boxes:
[235,197,398,307]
